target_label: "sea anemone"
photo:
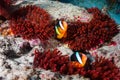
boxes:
[2,0,12,5]
[83,56,120,80]
[33,49,70,74]
[0,0,12,18]
[33,49,120,79]
[60,7,119,51]
[10,5,54,41]
[0,0,9,18]
[33,49,87,75]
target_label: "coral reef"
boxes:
[33,49,120,79]
[28,38,41,47]
[0,43,35,80]
[0,37,32,59]
[30,69,90,80]
[0,0,119,80]
[19,41,32,53]
[10,5,54,41]
[60,7,119,51]
[36,0,89,21]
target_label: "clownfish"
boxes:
[55,20,68,39]
[70,51,88,68]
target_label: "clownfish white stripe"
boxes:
[55,26,61,35]
[76,52,83,64]
[59,21,64,30]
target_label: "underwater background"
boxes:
[0,0,120,80]
[59,0,120,24]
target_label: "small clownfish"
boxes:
[70,51,87,68]
[55,20,68,39]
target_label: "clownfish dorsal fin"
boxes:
[59,21,65,30]
[76,52,83,64]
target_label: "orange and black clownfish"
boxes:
[70,51,88,68]
[70,51,95,68]
[55,20,68,39]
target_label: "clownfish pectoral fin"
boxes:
[59,21,65,30]
[55,26,61,35]
[76,52,83,64]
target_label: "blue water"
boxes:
[60,0,120,24]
